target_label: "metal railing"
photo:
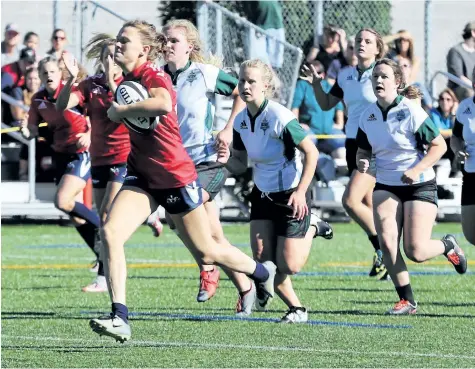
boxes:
[1,92,36,202]
[429,70,474,102]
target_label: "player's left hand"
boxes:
[107,101,124,123]
[216,127,233,148]
[287,189,308,221]
[401,168,420,185]
[217,142,230,164]
[76,131,91,150]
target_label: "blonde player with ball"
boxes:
[88,20,277,343]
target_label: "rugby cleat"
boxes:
[197,267,220,302]
[82,275,108,293]
[235,282,256,317]
[90,314,131,343]
[385,299,417,315]
[311,212,333,239]
[280,306,308,323]
[442,234,467,274]
[147,212,164,238]
[369,250,389,280]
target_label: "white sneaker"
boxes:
[147,212,164,237]
[90,314,131,343]
[82,275,107,293]
[89,260,99,273]
[236,281,256,317]
[280,307,308,323]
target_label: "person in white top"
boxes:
[302,28,388,280]
[148,19,253,313]
[223,59,334,323]
[450,66,475,250]
[356,59,467,315]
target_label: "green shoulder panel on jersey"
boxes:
[356,128,372,150]
[415,117,440,146]
[452,119,463,138]
[281,119,307,146]
[233,128,246,150]
[215,70,238,96]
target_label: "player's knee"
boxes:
[405,246,426,263]
[54,194,74,213]
[379,232,398,251]
[277,259,302,275]
[101,224,118,250]
[342,192,356,212]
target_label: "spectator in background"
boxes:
[242,1,285,70]
[1,47,36,90]
[446,21,475,101]
[383,30,420,84]
[291,60,345,159]
[397,56,432,111]
[306,24,346,73]
[326,37,357,86]
[47,29,68,59]
[1,23,24,65]
[430,88,459,176]
[23,32,40,54]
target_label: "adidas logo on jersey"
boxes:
[240,121,248,129]
[38,101,47,109]
[463,107,472,114]
[367,113,377,121]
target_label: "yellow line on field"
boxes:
[2,263,197,270]
[320,260,475,267]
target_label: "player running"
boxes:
[56,34,131,293]
[356,59,467,315]
[302,28,389,280]
[223,59,333,323]
[88,20,276,342]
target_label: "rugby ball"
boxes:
[115,81,158,135]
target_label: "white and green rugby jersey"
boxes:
[330,63,377,139]
[164,61,237,164]
[453,97,475,173]
[233,99,307,193]
[357,95,440,186]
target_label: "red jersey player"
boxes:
[89,20,277,343]
[56,35,131,293]
[19,56,101,279]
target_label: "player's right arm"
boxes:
[300,63,341,111]
[20,102,40,139]
[225,129,248,175]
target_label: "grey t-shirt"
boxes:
[446,42,475,90]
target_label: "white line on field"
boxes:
[3,335,475,361]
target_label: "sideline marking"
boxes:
[3,335,475,360]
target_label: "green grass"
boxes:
[2,223,475,368]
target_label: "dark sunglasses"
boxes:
[53,36,66,41]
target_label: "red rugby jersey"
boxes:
[123,62,197,189]
[28,82,88,154]
[1,61,24,88]
[73,74,130,166]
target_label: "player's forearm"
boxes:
[297,146,318,194]
[120,97,171,118]
[413,137,447,172]
[56,78,75,111]
[311,81,331,111]
[224,95,246,131]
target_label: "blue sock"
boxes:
[249,262,269,283]
[76,223,99,257]
[70,202,100,227]
[112,303,128,323]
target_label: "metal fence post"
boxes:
[313,0,324,47]
[215,8,223,57]
[80,0,88,64]
[28,139,36,202]
[53,0,59,30]
[424,0,432,89]
[196,1,209,52]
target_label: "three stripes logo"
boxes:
[367,113,377,121]
[463,107,472,115]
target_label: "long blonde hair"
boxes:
[121,19,167,62]
[162,19,222,67]
[84,33,115,70]
[240,59,277,98]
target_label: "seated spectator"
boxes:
[291,60,345,159]
[306,24,346,73]
[446,21,475,101]
[326,37,357,85]
[383,30,420,84]
[1,23,24,65]
[430,88,459,176]
[1,47,36,90]
[46,29,68,59]
[397,56,432,111]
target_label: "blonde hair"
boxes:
[240,59,277,98]
[162,19,222,67]
[121,19,166,62]
[400,85,423,100]
[356,28,385,60]
[38,55,59,74]
[84,33,115,70]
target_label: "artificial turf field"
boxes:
[1,222,474,368]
